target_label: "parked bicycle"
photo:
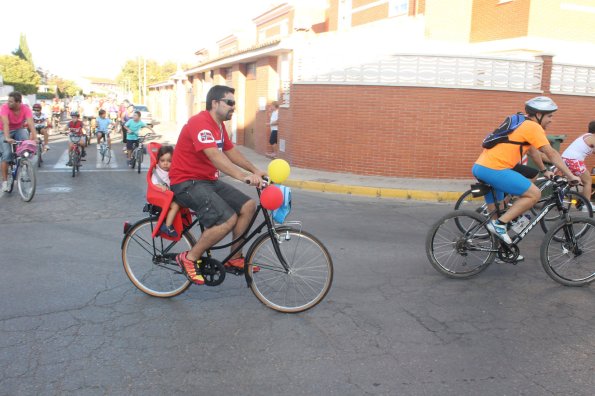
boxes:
[426,176,595,286]
[129,128,153,173]
[68,133,83,177]
[4,140,37,202]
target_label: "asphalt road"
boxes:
[1,137,593,395]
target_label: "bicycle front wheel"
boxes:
[539,191,593,240]
[122,217,194,297]
[426,210,496,279]
[17,159,36,202]
[540,217,595,286]
[245,228,333,313]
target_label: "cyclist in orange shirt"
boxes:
[472,96,580,245]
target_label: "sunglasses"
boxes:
[219,99,236,107]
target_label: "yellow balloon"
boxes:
[268,159,291,183]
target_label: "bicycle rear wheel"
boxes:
[426,210,496,279]
[454,190,489,236]
[122,217,193,297]
[37,142,43,168]
[17,159,36,202]
[6,165,15,193]
[245,228,333,313]
[539,191,593,240]
[137,150,143,174]
[540,217,595,286]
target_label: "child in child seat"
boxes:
[151,146,180,237]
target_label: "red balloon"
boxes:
[260,185,284,210]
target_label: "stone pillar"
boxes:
[538,54,554,95]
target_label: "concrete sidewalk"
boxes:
[151,121,473,202]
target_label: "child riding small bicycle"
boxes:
[32,103,50,151]
[66,112,86,166]
[124,111,147,166]
[95,109,113,148]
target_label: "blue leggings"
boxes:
[472,164,532,204]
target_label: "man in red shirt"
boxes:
[170,85,266,284]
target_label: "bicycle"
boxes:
[68,133,83,177]
[129,128,153,173]
[98,126,112,164]
[82,116,95,147]
[51,112,61,132]
[35,126,45,168]
[4,140,37,202]
[121,143,333,312]
[426,176,595,286]
[454,168,592,237]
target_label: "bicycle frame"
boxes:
[467,180,575,252]
[126,195,291,283]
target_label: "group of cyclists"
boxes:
[0,91,147,184]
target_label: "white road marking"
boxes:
[96,147,118,168]
[53,149,71,169]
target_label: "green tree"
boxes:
[12,33,34,66]
[47,77,81,98]
[116,59,189,103]
[0,54,41,94]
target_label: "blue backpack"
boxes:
[272,185,291,224]
[482,113,528,149]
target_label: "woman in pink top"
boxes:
[1,91,37,192]
[562,121,595,208]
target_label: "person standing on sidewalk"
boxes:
[169,85,266,284]
[266,101,279,158]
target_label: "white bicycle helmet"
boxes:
[525,96,557,124]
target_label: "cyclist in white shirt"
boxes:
[32,104,50,150]
[561,121,595,209]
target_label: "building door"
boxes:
[244,63,257,149]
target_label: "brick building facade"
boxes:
[148,0,595,179]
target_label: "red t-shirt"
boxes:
[67,120,84,136]
[170,111,234,185]
[0,103,32,131]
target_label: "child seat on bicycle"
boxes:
[146,142,192,240]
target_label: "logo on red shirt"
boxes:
[197,130,215,143]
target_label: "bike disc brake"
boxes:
[200,257,226,286]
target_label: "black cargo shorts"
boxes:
[171,180,251,228]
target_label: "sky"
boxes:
[1,0,280,80]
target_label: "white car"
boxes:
[133,104,153,127]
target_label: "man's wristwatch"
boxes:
[540,168,547,173]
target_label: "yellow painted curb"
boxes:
[283,179,464,202]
